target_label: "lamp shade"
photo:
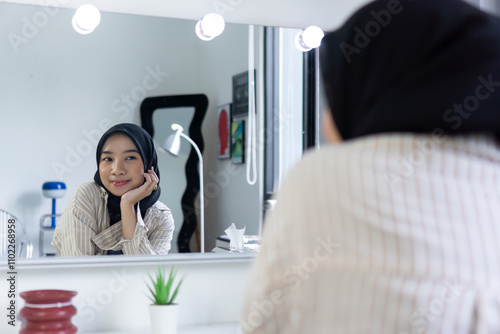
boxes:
[163,133,181,156]
[162,124,184,156]
[42,181,66,199]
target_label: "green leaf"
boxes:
[165,268,176,301]
[144,265,184,305]
[168,276,184,304]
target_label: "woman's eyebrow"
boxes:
[101,149,139,155]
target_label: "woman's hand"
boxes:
[120,167,158,240]
[120,167,159,207]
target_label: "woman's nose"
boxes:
[111,160,125,174]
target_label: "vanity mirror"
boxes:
[0,1,306,265]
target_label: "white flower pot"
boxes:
[149,304,179,334]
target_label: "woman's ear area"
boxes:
[322,110,343,144]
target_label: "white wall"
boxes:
[198,26,264,248]
[0,2,262,255]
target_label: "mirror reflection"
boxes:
[0,2,266,261]
[141,94,208,253]
[0,2,308,263]
[153,106,196,251]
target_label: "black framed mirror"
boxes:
[141,94,208,252]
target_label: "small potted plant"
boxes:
[146,265,183,334]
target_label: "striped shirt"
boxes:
[51,182,174,256]
[240,133,500,333]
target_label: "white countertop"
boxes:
[81,323,239,334]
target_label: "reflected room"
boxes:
[0,2,308,260]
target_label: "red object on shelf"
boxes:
[19,290,78,334]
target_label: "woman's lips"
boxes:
[112,180,129,187]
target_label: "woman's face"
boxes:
[322,110,343,144]
[98,133,145,197]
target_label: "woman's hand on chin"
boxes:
[120,167,159,207]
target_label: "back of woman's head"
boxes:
[320,0,500,140]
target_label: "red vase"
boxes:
[19,290,78,334]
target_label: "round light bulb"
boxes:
[295,26,325,52]
[302,26,324,48]
[72,4,101,35]
[195,13,225,41]
[195,20,213,41]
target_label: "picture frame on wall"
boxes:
[232,70,256,120]
[217,103,231,159]
[231,120,245,164]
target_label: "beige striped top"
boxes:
[51,182,174,256]
[240,133,500,334]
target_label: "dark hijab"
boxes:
[94,123,161,224]
[319,0,500,140]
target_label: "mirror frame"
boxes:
[12,252,254,270]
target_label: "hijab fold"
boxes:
[94,123,161,224]
[320,0,500,140]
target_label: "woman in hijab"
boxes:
[52,123,174,256]
[240,0,500,333]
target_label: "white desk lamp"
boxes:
[162,124,205,253]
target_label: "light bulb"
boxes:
[295,26,325,52]
[195,13,225,41]
[72,4,101,35]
